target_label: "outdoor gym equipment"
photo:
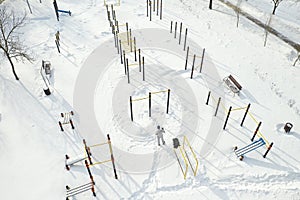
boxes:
[173,136,198,179]
[234,138,267,161]
[58,111,75,131]
[53,0,71,21]
[129,89,171,121]
[83,134,118,179]
[66,160,96,199]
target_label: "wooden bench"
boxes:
[223,75,242,94]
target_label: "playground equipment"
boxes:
[53,0,71,21]
[58,111,75,131]
[173,136,198,179]
[129,89,171,121]
[146,0,163,21]
[83,135,118,179]
[66,160,96,199]
[234,138,266,161]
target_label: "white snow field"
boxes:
[0,0,299,199]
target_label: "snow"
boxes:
[0,0,300,199]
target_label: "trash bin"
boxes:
[43,87,51,96]
[284,122,293,133]
[173,138,180,149]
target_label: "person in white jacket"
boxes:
[156,125,166,146]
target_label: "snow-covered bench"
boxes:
[223,75,242,94]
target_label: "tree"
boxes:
[0,6,33,80]
[271,0,283,15]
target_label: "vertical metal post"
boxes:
[223,106,232,130]
[126,22,129,45]
[179,22,182,44]
[241,103,251,126]
[185,46,189,70]
[153,0,155,11]
[160,0,162,20]
[174,22,177,38]
[206,91,211,105]
[263,142,273,158]
[84,160,95,185]
[107,134,118,179]
[130,96,133,121]
[142,57,145,81]
[147,0,149,17]
[200,48,205,73]
[123,50,127,75]
[26,0,33,14]
[166,89,171,114]
[126,58,130,84]
[209,0,213,9]
[120,40,123,64]
[116,20,119,33]
[157,0,159,16]
[183,28,188,51]
[251,122,262,142]
[149,0,152,21]
[134,37,137,61]
[149,92,151,117]
[170,21,173,33]
[214,97,221,116]
[139,49,141,72]
[116,32,119,54]
[190,54,196,79]
[129,29,132,52]
[55,40,60,53]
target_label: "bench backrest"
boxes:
[228,75,242,90]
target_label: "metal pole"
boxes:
[147,0,149,17]
[209,0,213,10]
[170,21,173,33]
[241,103,251,126]
[157,0,159,16]
[223,106,232,130]
[174,22,177,38]
[263,142,273,158]
[166,89,171,114]
[126,58,130,83]
[183,28,188,51]
[200,48,205,73]
[107,134,118,179]
[214,97,221,116]
[153,0,155,12]
[116,32,119,54]
[185,46,189,70]
[149,0,152,21]
[130,96,133,121]
[120,40,123,64]
[251,122,262,142]
[190,54,196,79]
[126,22,129,45]
[206,91,211,105]
[160,0,162,20]
[123,50,127,74]
[134,37,137,61]
[129,29,132,52]
[149,92,151,117]
[142,57,145,81]
[139,49,141,72]
[179,22,182,44]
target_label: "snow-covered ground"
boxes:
[0,0,299,199]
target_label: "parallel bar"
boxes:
[190,54,196,79]
[223,106,232,130]
[149,92,152,117]
[185,46,189,70]
[200,48,205,73]
[130,96,133,121]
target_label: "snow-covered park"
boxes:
[0,0,299,199]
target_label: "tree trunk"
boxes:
[5,53,19,80]
[272,4,277,15]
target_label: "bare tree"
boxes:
[0,6,33,80]
[271,0,283,15]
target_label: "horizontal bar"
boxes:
[89,142,107,148]
[151,90,169,94]
[90,159,112,166]
[231,107,247,111]
[132,96,149,102]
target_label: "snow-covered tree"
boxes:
[0,6,33,80]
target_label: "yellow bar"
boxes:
[90,159,112,166]
[211,95,217,103]
[189,54,202,58]
[248,112,258,124]
[132,96,149,102]
[231,107,247,111]
[151,90,169,95]
[183,136,199,176]
[179,146,188,180]
[128,63,138,66]
[89,142,107,148]
[257,130,270,147]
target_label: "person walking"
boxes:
[156,125,166,146]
